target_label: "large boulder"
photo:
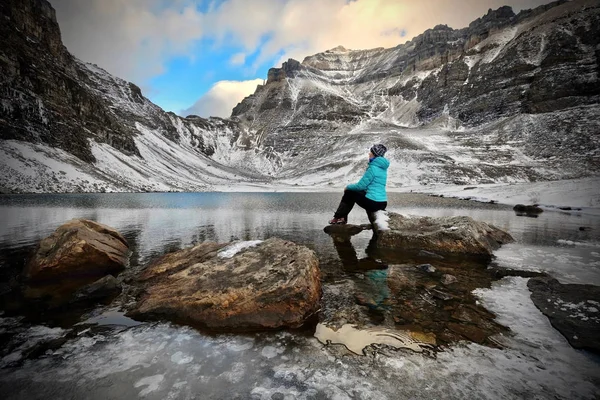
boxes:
[375,212,513,257]
[24,219,130,282]
[129,238,321,332]
[528,276,600,354]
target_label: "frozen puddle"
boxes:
[1,275,599,399]
[493,243,600,285]
[314,323,434,354]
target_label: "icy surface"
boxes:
[0,193,599,398]
[217,240,263,258]
[1,278,599,399]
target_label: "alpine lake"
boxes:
[0,192,599,400]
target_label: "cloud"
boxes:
[205,0,557,69]
[52,0,203,83]
[181,78,264,118]
[229,52,246,66]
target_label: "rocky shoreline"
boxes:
[1,212,597,368]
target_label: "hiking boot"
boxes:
[329,217,347,225]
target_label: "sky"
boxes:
[51,0,556,119]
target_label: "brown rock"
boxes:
[376,213,513,257]
[129,238,321,332]
[448,322,488,344]
[25,219,129,282]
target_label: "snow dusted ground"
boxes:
[2,129,598,220]
[401,177,600,213]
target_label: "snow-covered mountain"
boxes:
[0,0,275,193]
[0,0,598,193]
[232,0,600,188]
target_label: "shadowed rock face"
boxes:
[528,276,600,354]
[376,212,513,257]
[24,219,130,282]
[129,238,321,332]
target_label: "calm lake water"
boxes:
[0,192,599,399]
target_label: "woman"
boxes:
[329,144,389,225]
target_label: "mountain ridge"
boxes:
[228,0,599,187]
[0,0,598,193]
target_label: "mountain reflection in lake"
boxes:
[0,192,599,399]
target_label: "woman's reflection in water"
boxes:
[329,233,391,316]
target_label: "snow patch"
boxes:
[374,210,390,231]
[218,240,263,258]
[557,239,600,248]
[134,374,165,396]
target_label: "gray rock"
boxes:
[528,276,600,354]
[513,204,544,214]
[418,264,436,273]
[375,212,513,257]
[441,274,458,285]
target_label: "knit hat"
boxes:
[370,144,387,157]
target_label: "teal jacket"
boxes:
[347,156,389,202]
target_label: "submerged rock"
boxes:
[528,277,600,354]
[129,238,321,332]
[418,250,445,259]
[24,219,130,282]
[70,275,122,304]
[441,274,458,285]
[315,323,435,355]
[375,212,513,257]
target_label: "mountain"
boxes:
[0,0,274,193]
[231,0,600,187]
[0,0,598,193]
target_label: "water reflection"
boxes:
[0,193,599,399]
[1,192,599,292]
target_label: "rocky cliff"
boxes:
[0,0,272,193]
